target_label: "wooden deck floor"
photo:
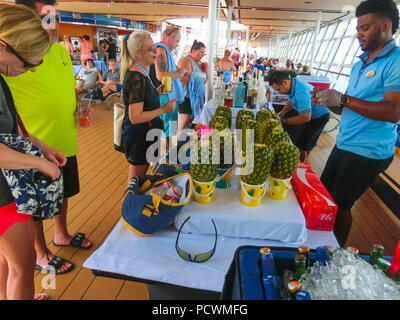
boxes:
[34,103,400,300]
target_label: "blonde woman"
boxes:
[120,31,176,181]
[0,3,65,300]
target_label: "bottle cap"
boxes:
[260,247,271,255]
[288,281,300,293]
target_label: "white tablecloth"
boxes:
[174,174,307,243]
[83,220,338,293]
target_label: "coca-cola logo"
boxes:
[319,213,333,221]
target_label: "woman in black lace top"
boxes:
[120,31,176,181]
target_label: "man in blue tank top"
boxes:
[313,0,400,247]
[150,26,186,151]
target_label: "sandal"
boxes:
[53,232,92,250]
[35,255,74,275]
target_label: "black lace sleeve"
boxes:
[124,71,147,105]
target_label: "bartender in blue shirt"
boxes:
[313,0,400,247]
[269,71,330,162]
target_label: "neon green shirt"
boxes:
[4,42,78,157]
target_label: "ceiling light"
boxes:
[304,1,312,3]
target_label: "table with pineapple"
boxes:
[83,105,339,297]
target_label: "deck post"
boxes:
[310,11,322,75]
[226,2,233,51]
[206,0,217,101]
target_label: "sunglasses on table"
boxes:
[175,216,218,263]
[0,39,43,70]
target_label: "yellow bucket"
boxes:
[193,179,216,204]
[240,180,267,207]
[268,176,292,200]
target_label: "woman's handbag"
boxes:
[0,134,64,220]
[121,163,193,236]
[113,93,125,153]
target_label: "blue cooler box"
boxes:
[220,245,393,300]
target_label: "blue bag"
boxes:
[121,163,193,236]
[0,134,64,220]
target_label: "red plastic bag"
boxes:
[292,162,337,231]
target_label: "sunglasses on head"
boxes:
[0,39,43,70]
[175,216,218,263]
[39,14,60,23]
[168,26,179,36]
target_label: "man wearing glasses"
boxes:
[150,25,187,151]
[4,0,94,276]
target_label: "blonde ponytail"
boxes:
[120,31,151,82]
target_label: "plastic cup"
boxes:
[240,180,267,207]
[201,62,206,73]
[268,176,292,200]
[162,76,172,94]
[192,179,215,204]
[79,104,89,127]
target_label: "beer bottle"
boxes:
[323,245,334,257]
[316,246,330,266]
[376,258,391,275]
[346,246,359,256]
[298,246,310,267]
[263,275,279,300]
[287,281,301,300]
[295,290,311,300]
[294,254,307,280]
[260,247,277,277]
[369,244,384,266]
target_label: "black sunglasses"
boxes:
[0,39,43,69]
[39,14,60,23]
[175,216,218,263]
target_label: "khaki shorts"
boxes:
[76,79,96,91]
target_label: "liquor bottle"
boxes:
[369,244,384,266]
[247,82,258,109]
[224,84,234,107]
[243,72,249,104]
[316,246,330,266]
[294,254,307,280]
[233,77,245,108]
[256,72,266,107]
[213,74,224,107]
[260,247,277,277]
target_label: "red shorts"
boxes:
[0,202,32,237]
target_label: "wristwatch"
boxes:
[339,94,350,107]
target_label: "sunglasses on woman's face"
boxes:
[146,45,157,53]
[175,216,218,263]
[0,39,43,70]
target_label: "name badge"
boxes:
[366,70,376,78]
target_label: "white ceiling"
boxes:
[9,0,366,37]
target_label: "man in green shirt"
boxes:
[5,0,93,274]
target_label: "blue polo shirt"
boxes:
[337,39,400,160]
[287,78,329,120]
